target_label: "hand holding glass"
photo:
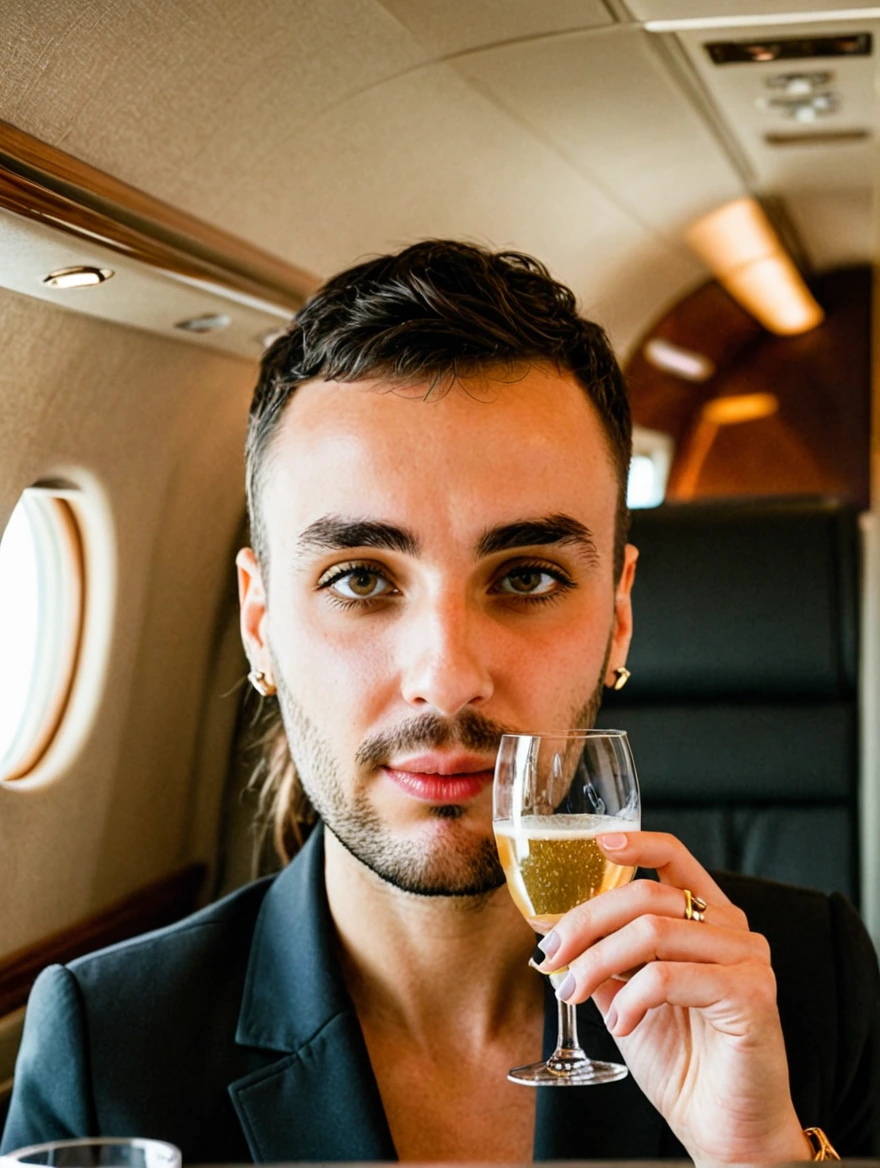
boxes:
[493,729,640,1085]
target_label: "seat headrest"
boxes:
[618,499,859,700]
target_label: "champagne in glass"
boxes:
[495,813,636,932]
[493,729,640,1086]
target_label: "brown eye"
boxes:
[498,568,558,596]
[508,570,543,593]
[347,570,382,597]
[325,566,395,601]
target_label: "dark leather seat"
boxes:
[597,498,860,901]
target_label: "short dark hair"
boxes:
[245,239,632,576]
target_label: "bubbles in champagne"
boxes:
[494,814,636,928]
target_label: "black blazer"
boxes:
[3,827,879,1162]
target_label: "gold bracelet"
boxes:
[803,1127,841,1161]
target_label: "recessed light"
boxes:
[174,313,231,333]
[757,92,839,119]
[766,71,832,97]
[43,266,114,289]
[701,393,779,426]
[643,338,716,382]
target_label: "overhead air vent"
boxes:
[705,32,871,66]
[666,18,878,271]
[764,128,870,146]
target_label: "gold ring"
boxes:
[683,888,708,922]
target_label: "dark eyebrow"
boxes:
[476,513,600,565]
[294,515,420,559]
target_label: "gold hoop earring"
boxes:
[248,669,277,697]
[612,666,631,691]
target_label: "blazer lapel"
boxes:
[534,980,669,1160]
[228,828,396,1162]
[227,829,670,1161]
[229,1012,395,1162]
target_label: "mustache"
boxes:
[355,710,516,770]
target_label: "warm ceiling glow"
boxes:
[685,198,824,335]
[43,266,114,289]
[722,255,824,334]
[701,392,780,425]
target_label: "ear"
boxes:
[236,547,272,675]
[604,543,638,687]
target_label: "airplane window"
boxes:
[628,426,674,509]
[0,490,84,782]
[628,454,665,509]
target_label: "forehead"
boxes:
[260,366,619,555]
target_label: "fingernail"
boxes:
[599,832,628,851]
[605,1005,618,1033]
[538,930,561,960]
[555,972,576,1002]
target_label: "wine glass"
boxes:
[0,1140,181,1168]
[493,728,640,1086]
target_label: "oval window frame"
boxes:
[0,487,86,782]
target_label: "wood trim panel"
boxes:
[623,268,871,506]
[0,864,206,1016]
[0,120,319,313]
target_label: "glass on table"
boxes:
[0,1139,181,1168]
[493,729,641,1086]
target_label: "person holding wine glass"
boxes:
[4,241,879,1165]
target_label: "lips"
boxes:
[382,753,495,804]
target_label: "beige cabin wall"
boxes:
[0,289,255,957]
[874,265,880,512]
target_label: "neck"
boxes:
[323,827,540,1046]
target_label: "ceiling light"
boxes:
[793,103,820,123]
[782,78,816,97]
[758,92,839,119]
[174,313,231,333]
[676,393,780,498]
[43,266,114,289]
[766,71,832,96]
[643,338,716,382]
[684,198,824,335]
[701,393,779,426]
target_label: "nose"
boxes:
[399,595,495,716]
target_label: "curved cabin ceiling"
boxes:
[0,0,877,356]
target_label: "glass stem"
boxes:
[557,996,582,1053]
[547,995,589,1073]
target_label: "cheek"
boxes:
[502,598,616,700]
[269,602,397,715]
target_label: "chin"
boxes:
[332,815,505,898]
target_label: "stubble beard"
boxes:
[272,664,609,900]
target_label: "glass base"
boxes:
[508,1053,629,1087]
